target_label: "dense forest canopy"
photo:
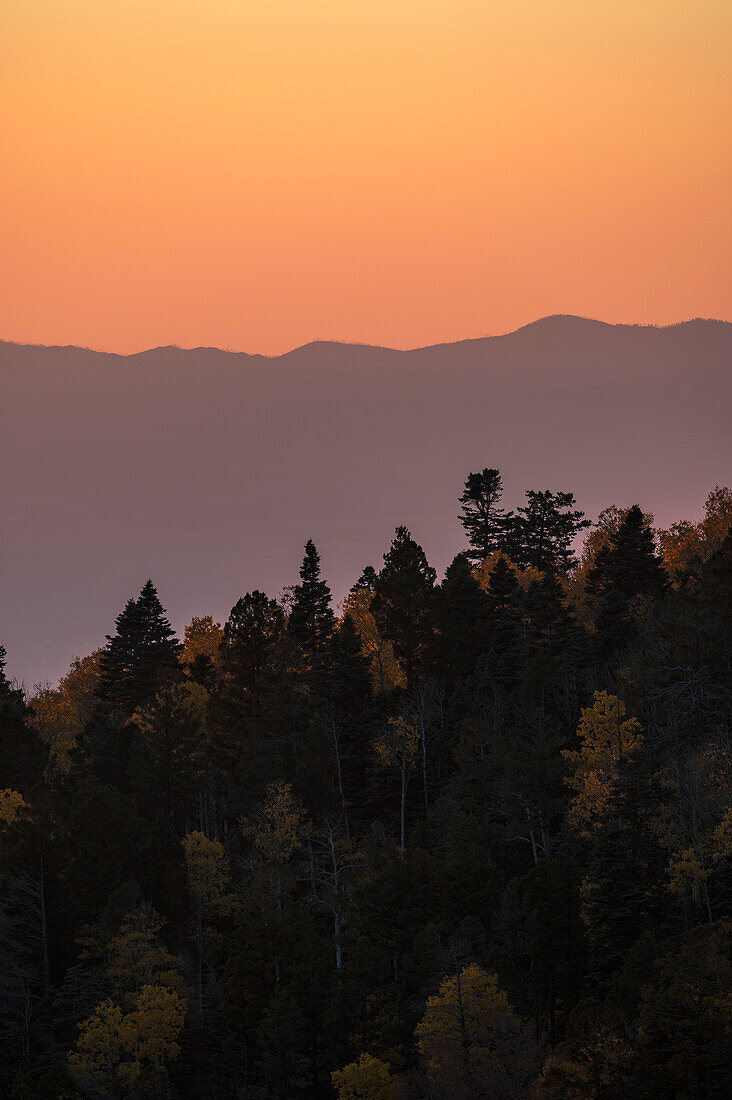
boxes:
[1,476,731,1099]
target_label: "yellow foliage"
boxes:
[30,651,101,771]
[415,964,523,1096]
[342,589,404,692]
[0,788,27,827]
[332,1052,400,1100]
[181,615,223,668]
[134,680,208,737]
[564,692,643,833]
[182,831,235,915]
[246,779,307,865]
[373,717,420,772]
[106,904,185,1003]
[69,984,187,1093]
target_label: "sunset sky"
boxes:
[3,0,731,354]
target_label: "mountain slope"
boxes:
[1,315,730,685]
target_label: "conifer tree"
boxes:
[587,504,668,653]
[427,553,489,686]
[288,540,336,653]
[459,468,509,563]
[372,527,436,689]
[96,581,181,719]
[0,644,47,791]
[507,490,590,574]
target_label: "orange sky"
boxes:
[2,0,731,353]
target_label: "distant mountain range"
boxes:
[2,314,730,686]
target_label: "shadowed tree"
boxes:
[586,504,668,654]
[288,539,336,654]
[96,581,181,720]
[372,527,436,690]
[507,490,590,574]
[459,468,509,563]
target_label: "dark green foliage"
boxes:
[288,540,336,654]
[427,554,489,686]
[0,644,47,791]
[372,526,436,689]
[459,467,508,563]
[507,489,590,574]
[96,581,182,719]
[587,504,669,654]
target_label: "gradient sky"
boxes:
[3,0,731,353]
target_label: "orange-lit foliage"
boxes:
[181,615,223,669]
[658,486,732,580]
[473,550,541,593]
[341,589,404,692]
[30,651,101,771]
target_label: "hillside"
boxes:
[1,314,730,685]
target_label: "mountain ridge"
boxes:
[1,313,730,687]
[2,313,730,362]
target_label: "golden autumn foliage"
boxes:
[342,588,404,692]
[658,485,732,580]
[245,779,308,865]
[105,904,186,1005]
[415,964,541,1099]
[331,1052,400,1100]
[473,549,542,593]
[661,744,732,918]
[69,984,187,1093]
[181,614,223,668]
[0,788,27,826]
[373,717,420,774]
[564,692,643,834]
[30,650,101,771]
[182,831,236,917]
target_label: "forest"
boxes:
[1,472,730,1099]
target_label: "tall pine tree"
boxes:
[96,581,181,719]
[459,468,509,563]
[288,540,336,654]
[372,527,436,690]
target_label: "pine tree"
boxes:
[96,581,181,719]
[288,540,336,653]
[372,527,436,690]
[587,505,668,654]
[507,490,590,574]
[459,468,509,563]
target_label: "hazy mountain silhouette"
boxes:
[2,315,730,686]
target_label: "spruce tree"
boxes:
[459,468,509,563]
[96,581,181,719]
[587,504,668,654]
[372,527,436,690]
[288,540,336,653]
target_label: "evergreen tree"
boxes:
[507,490,590,574]
[96,581,181,719]
[427,553,489,686]
[0,645,47,791]
[587,504,668,654]
[288,540,336,653]
[372,527,436,690]
[459,468,509,563]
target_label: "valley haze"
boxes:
[1,314,730,688]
